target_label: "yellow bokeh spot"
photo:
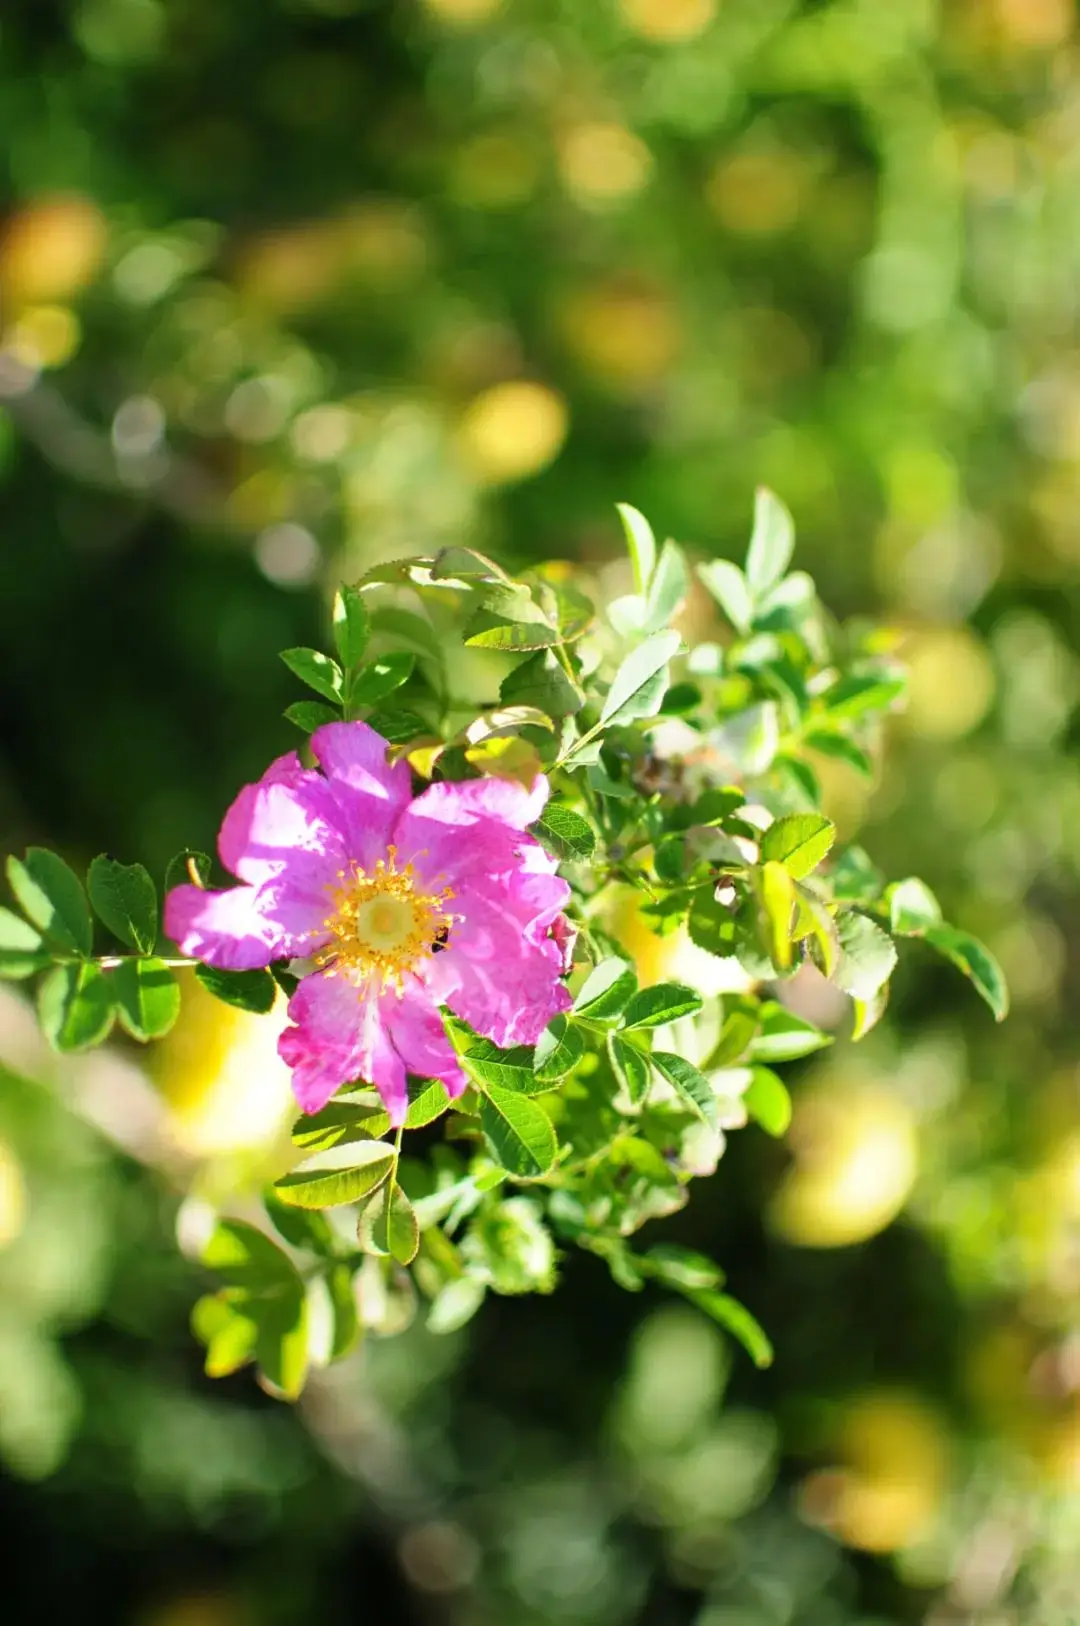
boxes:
[0,1136,28,1249]
[151,971,294,1159]
[458,380,568,485]
[602,883,752,999]
[561,283,680,389]
[801,1392,949,1553]
[619,0,717,44]
[707,152,803,237]
[903,625,996,742]
[5,305,82,370]
[237,222,342,312]
[0,194,108,306]
[995,0,1072,49]
[770,1083,918,1248]
[559,124,653,209]
[422,0,504,24]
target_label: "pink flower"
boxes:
[165,722,572,1124]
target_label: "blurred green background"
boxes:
[2,0,1080,1622]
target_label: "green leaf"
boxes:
[109,958,180,1040]
[795,884,841,979]
[697,558,753,634]
[600,630,681,727]
[279,647,344,705]
[617,502,657,595]
[833,911,898,1001]
[608,1032,651,1105]
[365,707,434,746]
[822,674,906,722]
[291,1094,386,1151]
[199,1220,308,1398]
[851,985,889,1041]
[427,1275,487,1335]
[650,1051,718,1128]
[500,649,585,717]
[644,539,689,632]
[332,583,369,669]
[756,861,796,970]
[643,1245,724,1292]
[164,849,212,897]
[689,1289,773,1368]
[37,961,114,1051]
[479,1086,558,1177]
[369,604,444,662]
[688,889,739,959]
[326,1262,360,1359]
[573,957,637,1020]
[759,813,836,880]
[532,802,596,861]
[372,1182,420,1265]
[465,613,562,653]
[533,1015,584,1083]
[195,963,278,1014]
[284,700,339,734]
[0,907,49,979]
[923,925,1009,1022]
[457,1037,539,1093]
[887,877,943,935]
[750,1003,832,1062]
[402,1080,454,1129]
[273,1140,396,1209]
[744,1066,792,1136]
[7,848,92,955]
[87,855,157,953]
[192,1294,260,1379]
[745,486,795,599]
[348,652,415,708]
[622,982,703,1030]
[708,1007,759,1067]
[828,845,885,904]
[804,730,874,778]
[264,1194,335,1253]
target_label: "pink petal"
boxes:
[310,721,415,870]
[279,971,408,1122]
[394,777,552,892]
[387,996,468,1100]
[261,750,305,784]
[218,771,347,890]
[405,774,549,836]
[165,883,285,971]
[431,881,572,1048]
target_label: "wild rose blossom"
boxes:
[164,722,572,1123]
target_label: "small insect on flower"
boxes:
[164,722,572,1125]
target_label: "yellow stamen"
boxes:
[317,846,455,992]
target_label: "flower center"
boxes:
[319,847,454,991]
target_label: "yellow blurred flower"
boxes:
[601,883,752,998]
[458,380,568,485]
[4,305,81,370]
[0,194,108,307]
[558,124,653,209]
[560,282,680,390]
[619,0,716,44]
[770,1081,918,1248]
[150,971,295,1160]
[0,1136,28,1250]
[902,625,996,741]
[800,1391,950,1553]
